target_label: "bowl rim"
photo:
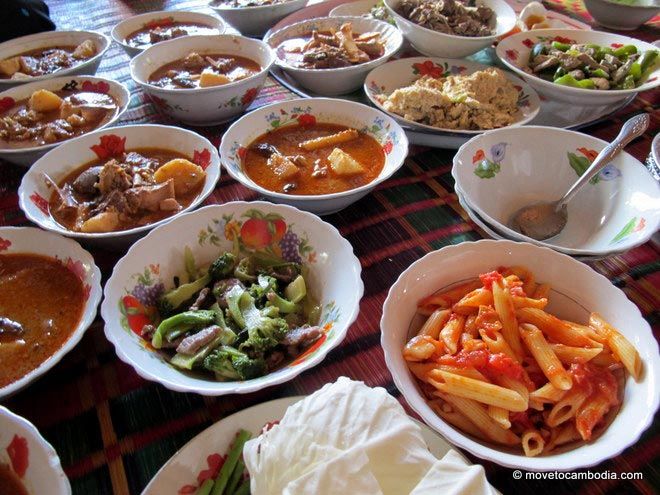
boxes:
[0,226,102,400]
[100,201,365,396]
[0,75,131,156]
[264,15,403,74]
[0,405,71,494]
[383,0,516,41]
[380,238,660,470]
[17,123,221,240]
[585,0,660,10]
[451,125,660,255]
[129,34,276,95]
[209,0,308,12]
[0,30,111,86]
[220,97,409,201]
[363,55,542,135]
[496,28,660,97]
[110,9,227,53]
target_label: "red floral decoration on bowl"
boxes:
[413,60,444,78]
[241,87,258,106]
[81,80,110,93]
[7,434,29,478]
[90,134,126,160]
[297,114,316,126]
[192,148,212,170]
[0,238,11,252]
[29,193,49,215]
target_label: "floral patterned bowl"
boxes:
[0,227,102,399]
[18,124,221,249]
[496,29,660,106]
[264,16,403,95]
[452,126,660,256]
[210,0,308,37]
[0,75,131,167]
[220,97,408,215]
[364,57,541,135]
[0,406,70,494]
[100,202,363,396]
[130,35,275,125]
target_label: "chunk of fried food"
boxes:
[154,158,206,195]
[0,57,21,77]
[80,210,119,233]
[267,153,300,180]
[327,147,364,175]
[199,68,231,87]
[299,129,359,151]
[29,89,63,112]
[73,39,96,59]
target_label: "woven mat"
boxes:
[0,1,658,494]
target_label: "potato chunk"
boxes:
[199,68,230,88]
[73,39,96,59]
[153,158,206,196]
[0,57,20,77]
[80,211,119,233]
[29,89,63,112]
[267,154,299,180]
[327,148,364,176]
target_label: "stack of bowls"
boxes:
[452,126,660,261]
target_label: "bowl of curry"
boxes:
[0,75,130,167]
[18,124,221,248]
[220,97,408,215]
[0,227,102,400]
[130,34,275,125]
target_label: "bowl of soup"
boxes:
[0,75,130,167]
[18,124,221,248]
[220,97,408,215]
[0,31,110,90]
[111,10,227,58]
[130,34,274,125]
[0,227,102,400]
[209,0,308,37]
[0,406,70,494]
[265,16,403,95]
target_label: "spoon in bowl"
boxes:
[509,113,650,241]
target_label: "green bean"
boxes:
[554,67,567,79]
[613,45,637,59]
[589,68,609,79]
[529,43,546,62]
[551,41,571,51]
[578,79,595,89]
[195,479,215,495]
[553,74,581,88]
[596,47,614,61]
[211,430,252,495]
[639,50,658,73]
[621,74,636,89]
[234,481,250,495]
[225,459,245,495]
[629,62,642,81]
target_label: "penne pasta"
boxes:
[495,375,530,402]
[589,313,642,380]
[575,391,614,441]
[453,288,493,315]
[530,382,567,403]
[546,386,590,427]
[418,308,451,339]
[479,328,517,361]
[564,320,606,344]
[429,400,488,440]
[439,314,466,354]
[545,423,581,453]
[532,283,551,300]
[417,280,482,310]
[492,280,525,361]
[430,365,489,382]
[403,335,442,362]
[407,361,439,382]
[299,129,359,150]
[488,405,511,429]
[464,314,478,337]
[520,323,573,390]
[521,429,545,457]
[512,296,548,309]
[550,343,602,365]
[516,307,593,347]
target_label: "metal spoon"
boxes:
[509,113,650,241]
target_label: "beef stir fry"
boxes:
[0,40,96,80]
[396,0,494,37]
[0,89,118,149]
[526,41,658,90]
[48,149,206,233]
[125,22,218,49]
[148,52,261,89]
[278,22,385,69]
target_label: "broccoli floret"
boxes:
[234,257,256,282]
[248,274,278,302]
[203,346,267,380]
[203,348,240,380]
[157,273,211,316]
[209,252,237,281]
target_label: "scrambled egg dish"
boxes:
[382,68,520,130]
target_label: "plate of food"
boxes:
[143,377,498,494]
[381,239,660,470]
[209,0,309,37]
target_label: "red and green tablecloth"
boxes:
[0,0,658,493]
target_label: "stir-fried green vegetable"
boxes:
[192,429,252,495]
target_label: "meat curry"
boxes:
[149,52,261,89]
[48,148,207,233]
[243,123,385,195]
[125,22,218,49]
[0,253,85,389]
[0,40,97,80]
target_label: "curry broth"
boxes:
[243,123,385,195]
[0,46,79,79]
[0,253,85,388]
[125,22,217,49]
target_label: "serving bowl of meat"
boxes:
[220,97,408,215]
[0,76,130,167]
[264,17,403,95]
[130,35,274,125]
[209,0,308,37]
[383,0,516,58]
[18,124,221,248]
[112,10,226,58]
[496,29,660,105]
[100,201,363,395]
[0,31,110,90]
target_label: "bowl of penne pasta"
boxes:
[380,239,660,470]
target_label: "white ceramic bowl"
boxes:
[452,126,660,257]
[130,35,275,125]
[384,0,516,58]
[18,124,221,249]
[210,0,308,36]
[220,97,408,215]
[653,130,660,169]
[101,202,364,396]
[111,10,227,58]
[583,0,660,31]
[0,227,102,399]
[364,56,541,135]
[381,239,660,470]
[497,29,660,106]
[0,406,70,494]
[0,31,110,90]
[0,75,130,167]
[265,16,403,95]
[330,0,380,17]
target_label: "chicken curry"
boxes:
[0,40,97,80]
[125,22,218,49]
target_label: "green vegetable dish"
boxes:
[525,40,658,90]
[141,248,323,381]
[193,429,252,495]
